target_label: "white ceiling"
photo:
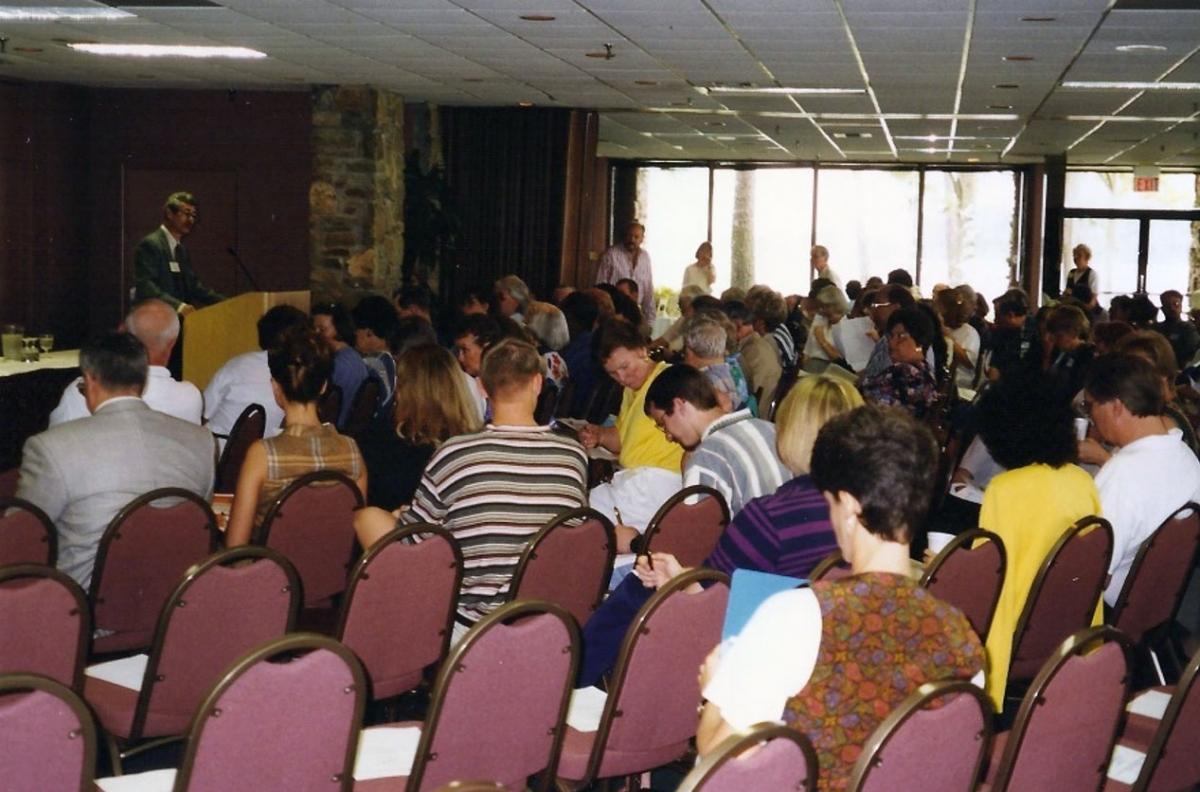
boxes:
[2,0,1199,165]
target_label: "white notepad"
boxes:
[95,769,176,792]
[353,726,422,781]
[1126,689,1172,720]
[566,686,608,733]
[85,653,149,691]
[1107,743,1146,785]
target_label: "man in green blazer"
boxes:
[133,191,225,315]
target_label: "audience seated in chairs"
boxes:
[698,405,984,792]
[974,366,1101,709]
[681,315,751,414]
[358,343,481,512]
[577,374,855,686]
[1077,354,1200,607]
[524,299,571,391]
[311,302,369,431]
[355,338,587,644]
[726,300,783,407]
[225,325,366,548]
[204,304,307,446]
[16,331,214,588]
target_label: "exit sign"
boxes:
[1134,176,1159,192]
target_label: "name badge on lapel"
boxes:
[169,259,181,273]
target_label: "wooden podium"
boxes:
[183,290,310,391]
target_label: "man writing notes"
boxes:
[134,191,225,316]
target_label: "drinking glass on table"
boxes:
[38,334,54,354]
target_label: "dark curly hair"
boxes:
[267,326,332,404]
[976,367,1077,470]
[810,405,939,543]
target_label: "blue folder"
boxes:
[721,568,808,643]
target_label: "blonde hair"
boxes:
[774,374,864,474]
[393,344,480,446]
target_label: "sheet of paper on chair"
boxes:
[85,653,149,691]
[353,726,421,781]
[566,686,608,733]
[96,769,176,792]
[1126,689,1172,720]
[1106,743,1146,785]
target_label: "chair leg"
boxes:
[105,732,124,776]
[1150,647,1167,686]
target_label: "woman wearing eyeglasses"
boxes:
[859,306,938,419]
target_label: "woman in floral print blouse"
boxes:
[698,405,984,792]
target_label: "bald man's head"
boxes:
[124,299,180,366]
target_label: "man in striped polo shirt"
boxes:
[645,364,790,516]
[357,338,588,641]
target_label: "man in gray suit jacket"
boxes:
[16,332,216,588]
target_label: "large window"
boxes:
[710,168,813,296]
[1062,171,1199,299]
[634,167,710,301]
[921,171,1018,304]
[815,169,920,289]
[634,164,1019,301]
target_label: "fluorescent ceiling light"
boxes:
[68,43,266,59]
[1063,115,1199,122]
[700,86,865,96]
[1115,44,1168,53]
[0,6,132,20]
[1061,81,1200,91]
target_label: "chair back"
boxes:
[128,546,300,740]
[0,673,96,792]
[89,488,219,654]
[1008,515,1112,682]
[1111,502,1200,646]
[0,565,89,691]
[1128,644,1200,791]
[534,380,559,425]
[677,723,817,792]
[554,380,576,420]
[583,377,622,424]
[919,528,1006,642]
[0,496,56,566]
[410,601,578,792]
[343,377,381,438]
[583,569,730,781]
[336,525,462,700]
[642,486,730,568]
[990,626,1131,792]
[768,364,800,421]
[847,680,992,792]
[175,633,365,792]
[509,508,616,626]
[318,384,344,426]
[214,402,266,493]
[0,467,18,498]
[255,470,364,608]
[810,549,852,582]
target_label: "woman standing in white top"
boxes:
[682,241,716,295]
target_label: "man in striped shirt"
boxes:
[390,339,588,637]
[647,364,790,516]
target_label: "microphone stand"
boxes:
[227,246,261,292]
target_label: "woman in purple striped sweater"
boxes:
[576,375,860,685]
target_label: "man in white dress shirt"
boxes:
[1082,354,1200,606]
[49,299,202,426]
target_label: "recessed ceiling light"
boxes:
[1021,16,1056,22]
[705,121,726,127]
[1115,44,1167,53]
[1004,55,1035,62]
[994,83,1020,89]
[0,7,132,21]
[68,43,267,59]
[1061,80,1200,90]
[519,14,555,22]
[989,104,1013,110]
[701,85,865,96]
[518,101,534,107]
[713,135,737,141]
[967,157,981,162]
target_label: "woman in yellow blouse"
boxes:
[580,319,684,549]
[974,368,1101,710]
